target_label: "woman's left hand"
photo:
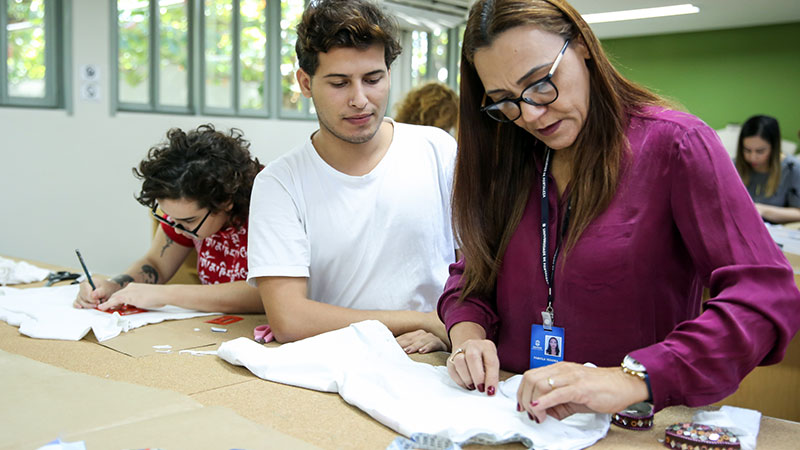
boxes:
[518,362,649,423]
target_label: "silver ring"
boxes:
[448,348,464,363]
[547,377,556,388]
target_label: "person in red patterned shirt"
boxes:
[74,125,264,313]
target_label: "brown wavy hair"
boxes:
[134,124,262,227]
[454,0,667,299]
[395,81,459,132]
[296,0,402,76]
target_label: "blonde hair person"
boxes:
[395,81,459,134]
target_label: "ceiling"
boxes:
[383,0,800,38]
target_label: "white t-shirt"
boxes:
[248,120,457,312]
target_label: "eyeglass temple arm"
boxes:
[548,40,570,77]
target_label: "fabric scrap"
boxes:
[179,349,218,356]
[0,257,50,285]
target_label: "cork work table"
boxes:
[1,256,799,449]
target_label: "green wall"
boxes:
[601,22,800,145]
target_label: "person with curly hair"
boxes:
[73,124,264,313]
[395,81,459,134]
[247,0,458,353]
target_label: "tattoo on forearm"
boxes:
[140,265,159,284]
[111,274,134,288]
[160,236,174,257]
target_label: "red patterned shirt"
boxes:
[161,220,249,284]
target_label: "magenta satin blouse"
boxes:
[438,107,800,411]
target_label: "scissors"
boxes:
[45,271,82,287]
[254,324,274,344]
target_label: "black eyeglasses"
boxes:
[481,39,570,123]
[151,203,211,240]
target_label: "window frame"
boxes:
[1,0,66,109]
[199,0,273,118]
[406,23,463,91]
[112,0,195,115]
[275,0,313,120]
[111,0,316,119]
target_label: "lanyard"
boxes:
[540,148,571,329]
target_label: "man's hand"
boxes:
[396,329,447,354]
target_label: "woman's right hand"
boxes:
[73,278,122,309]
[446,338,500,395]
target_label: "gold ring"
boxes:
[547,377,556,388]
[448,348,464,363]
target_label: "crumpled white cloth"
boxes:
[0,257,50,285]
[0,284,217,342]
[217,320,610,450]
[693,405,761,450]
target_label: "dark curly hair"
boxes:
[296,0,402,76]
[134,124,261,227]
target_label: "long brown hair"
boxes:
[454,0,666,299]
[735,114,782,197]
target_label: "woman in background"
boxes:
[735,114,800,223]
[395,81,459,135]
[74,125,264,313]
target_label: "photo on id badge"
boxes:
[530,324,565,368]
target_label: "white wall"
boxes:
[0,0,318,275]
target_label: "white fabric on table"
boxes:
[693,405,761,450]
[217,320,610,450]
[0,285,216,342]
[0,256,50,285]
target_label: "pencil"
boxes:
[75,249,96,290]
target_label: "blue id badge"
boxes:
[530,324,565,368]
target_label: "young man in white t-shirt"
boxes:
[247,0,457,353]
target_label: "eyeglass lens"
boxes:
[152,208,203,239]
[485,81,558,122]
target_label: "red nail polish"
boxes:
[530,400,539,407]
[517,403,522,412]
[468,384,475,390]
[487,385,495,396]
[478,383,485,393]
[528,412,534,420]
[535,416,540,424]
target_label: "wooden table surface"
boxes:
[2,255,798,449]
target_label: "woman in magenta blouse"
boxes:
[438,0,800,424]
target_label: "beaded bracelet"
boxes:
[612,402,654,430]
[663,422,741,450]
